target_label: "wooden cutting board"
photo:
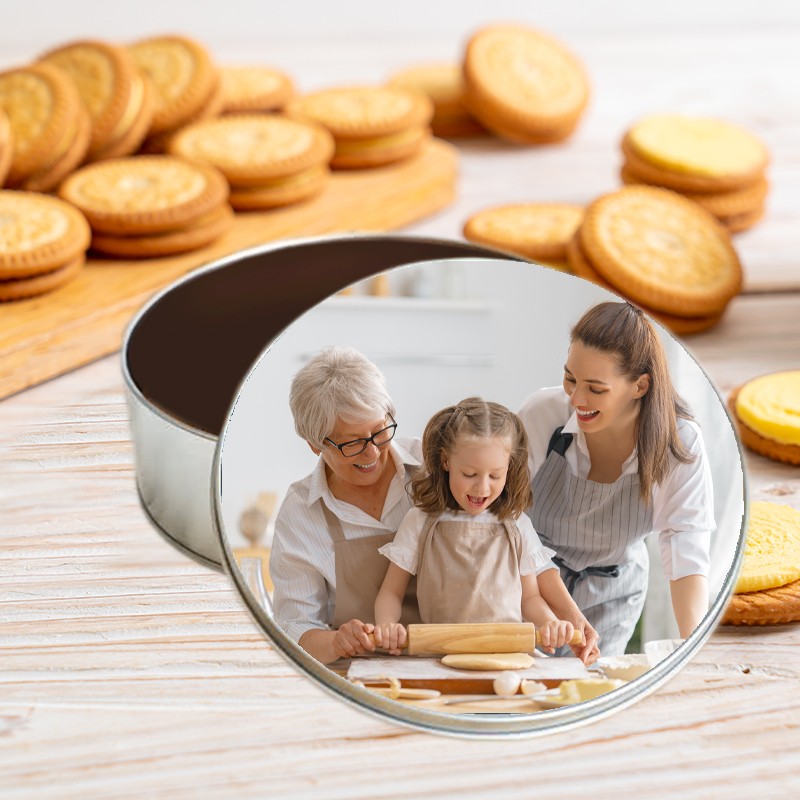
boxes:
[0,139,458,400]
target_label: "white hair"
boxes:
[289,346,396,446]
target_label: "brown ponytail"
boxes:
[571,302,695,502]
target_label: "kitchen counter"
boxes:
[2,11,800,797]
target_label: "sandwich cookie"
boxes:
[0,190,90,300]
[620,114,769,233]
[168,113,333,209]
[0,62,91,191]
[728,372,800,465]
[388,63,486,138]
[39,39,155,161]
[722,501,800,625]
[286,85,433,169]
[463,24,589,144]
[59,155,231,257]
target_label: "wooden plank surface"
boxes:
[0,139,457,401]
[2,13,800,798]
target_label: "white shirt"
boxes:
[518,386,715,580]
[270,437,421,642]
[379,506,557,576]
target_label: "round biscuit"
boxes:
[59,155,229,235]
[0,62,85,185]
[464,203,584,261]
[580,185,742,318]
[220,66,294,113]
[719,205,765,234]
[0,191,91,277]
[129,35,219,135]
[286,85,433,139]
[90,202,233,258]
[566,232,724,335]
[0,255,84,302]
[463,24,589,143]
[169,114,334,185]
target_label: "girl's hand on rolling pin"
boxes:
[571,618,600,665]
[333,620,376,659]
[372,622,407,655]
[538,619,575,652]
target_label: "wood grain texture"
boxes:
[0,139,457,401]
[2,17,800,797]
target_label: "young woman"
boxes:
[373,397,576,655]
[519,301,715,656]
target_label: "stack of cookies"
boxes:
[219,66,295,114]
[728,371,800,465]
[620,114,769,233]
[39,40,154,161]
[463,203,584,270]
[58,155,233,258]
[722,501,800,626]
[168,114,334,210]
[388,64,486,138]
[129,35,223,153]
[0,191,90,301]
[566,185,742,335]
[285,86,433,169]
[0,63,90,192]
[462,24,590,144]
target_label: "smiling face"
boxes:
[314,414,395,492]
[442,435,512,515]
[563,341,649,435]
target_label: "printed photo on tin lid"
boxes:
[213,257,746,737]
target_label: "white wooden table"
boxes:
[2,15,800,798]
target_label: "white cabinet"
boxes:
[220,297,497,547]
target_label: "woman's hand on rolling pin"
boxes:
[570,618,600,665]
[372,622,407,655]
[537,619,575,653]
[333,619,376,659]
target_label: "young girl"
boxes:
[373,397,578,655]
[519,301,715,657]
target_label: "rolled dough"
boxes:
[440,652,535,671]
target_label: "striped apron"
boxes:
[530,426,653,657]
[415,515,525,624]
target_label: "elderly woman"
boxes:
[270,346,599,665]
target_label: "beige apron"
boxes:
[415,515,524,624]
[320,503,421,629]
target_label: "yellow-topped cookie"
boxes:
[736,501,800,594]
[628,114,768,180]
[736,371,800,446]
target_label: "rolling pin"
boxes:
[367,623,582,656]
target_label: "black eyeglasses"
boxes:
[324,415,397,457]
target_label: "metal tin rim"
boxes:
[210,255,749,738]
